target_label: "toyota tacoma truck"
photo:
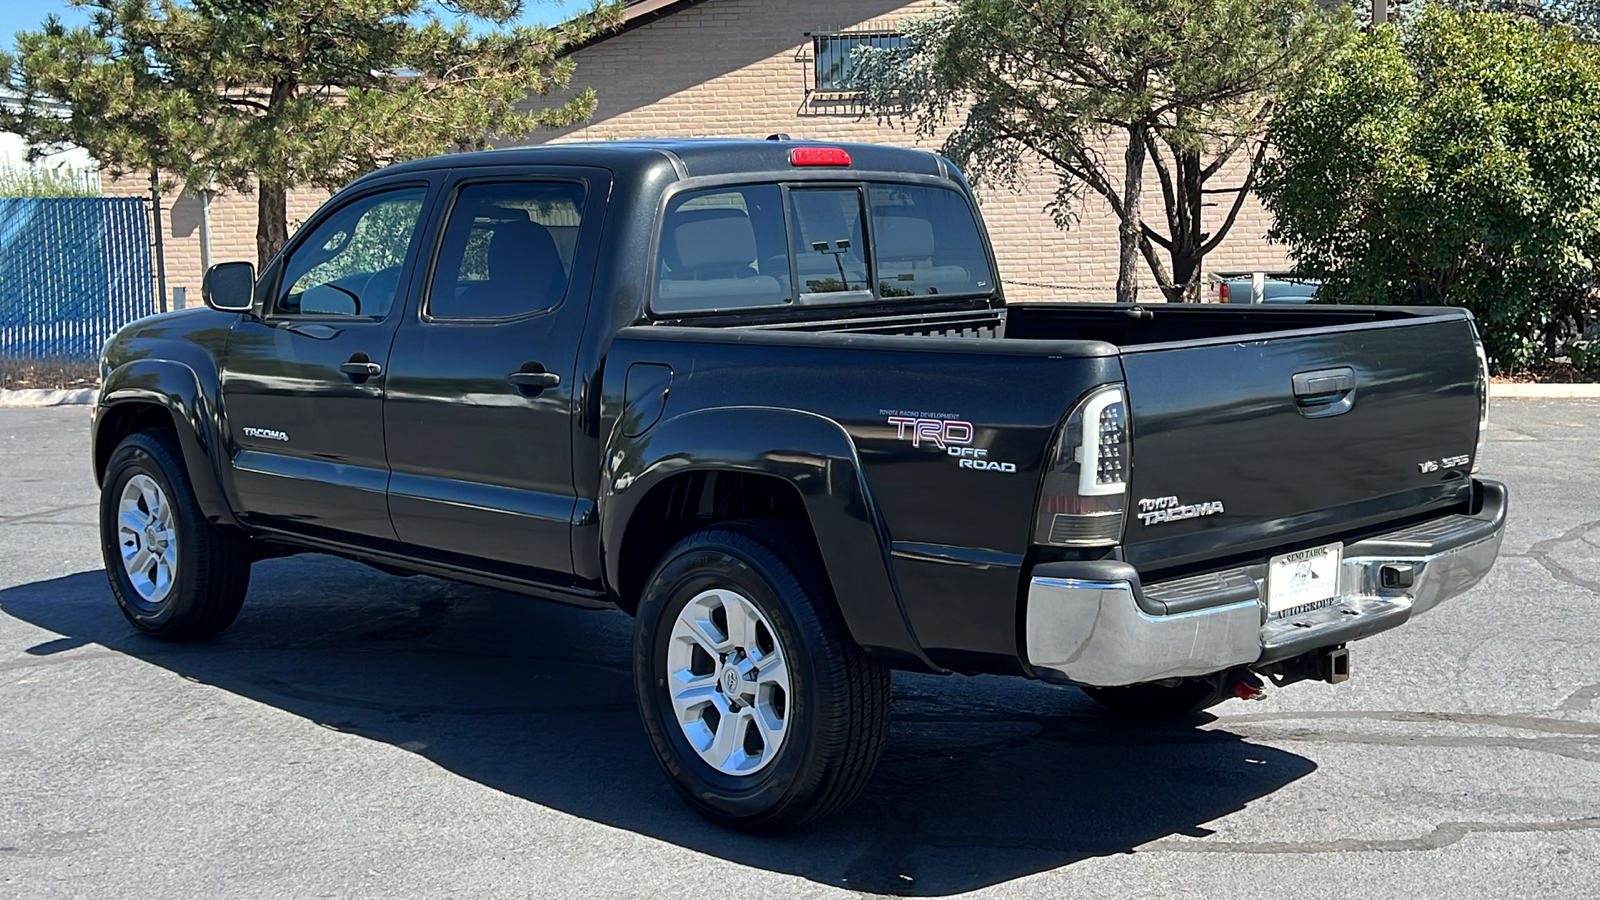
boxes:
[92,139,1507,831]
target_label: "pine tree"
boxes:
[1,0,624,268]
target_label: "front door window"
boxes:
[276,188,427,318]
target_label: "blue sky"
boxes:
[0,0,92,45]
[0,1,574,52]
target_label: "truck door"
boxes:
[381,169,607,579]
[221,181,434,544]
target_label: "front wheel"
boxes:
[99,430,252,641]
[633,520,891,832]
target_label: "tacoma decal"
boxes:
[242,427,290,442]
[1137,495,1225,526]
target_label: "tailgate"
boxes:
[1120,313,1483,574]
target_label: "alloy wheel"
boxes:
[665,588,791,775]
[116,473,178,605]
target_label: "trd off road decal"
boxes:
[881,410,1017,473]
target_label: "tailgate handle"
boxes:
[1293,367,1355,399]
[1292,367,1356,418]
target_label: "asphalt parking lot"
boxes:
[1,400,1597,899]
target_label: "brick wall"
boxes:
[522,0,1291,301]
[110,0,1290,305]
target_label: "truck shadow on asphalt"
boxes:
[2,556,1316,896]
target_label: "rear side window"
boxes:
[651,180,991,315]
[868,183,991,298]
[428,181,586,319]
[653,185,792,314]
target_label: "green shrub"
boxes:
[0,165,98,197]
[1258,9,1600,371]
[1568,340,1600,369]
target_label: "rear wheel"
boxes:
[99,430,251,641]
[1081,677,1223,720]
[633,520,891,832]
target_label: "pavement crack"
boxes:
[0,503,96,527]
[0,648,121,675]
[1520,518,1600,595]
[1210,709,1600,762]
[1141,816,1600,854]
[251,676,633,717]
[1217,709,1600,736]
[1561,683,1600,712]
[1226,727,1600,763]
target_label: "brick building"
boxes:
[105,0,1290,305]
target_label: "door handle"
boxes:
[340,359,382,379]
[507,371,561,388]
[507,368,561,391]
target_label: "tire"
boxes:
[99,430,251,641]
[1081,678,1224,720]
[632,519,891,832]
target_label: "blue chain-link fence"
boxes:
[0,197,156,371]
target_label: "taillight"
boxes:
[1034,384,1129,547]
[1470,319,1489,474]
[1218,283,1230,303]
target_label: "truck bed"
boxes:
[1002,302,1426,346]
[742,300,1429,343]
[617,300,1484,671]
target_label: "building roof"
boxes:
[618,0,704,25]
[566,0,708,53]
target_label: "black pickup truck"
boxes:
[92,139,1506,831]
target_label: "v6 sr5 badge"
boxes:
[882,411,1017,473]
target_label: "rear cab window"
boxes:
[651,180,993,316]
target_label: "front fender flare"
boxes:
[602,406,936,672]
[97,358,238,527]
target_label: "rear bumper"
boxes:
[1024,479,1507,687]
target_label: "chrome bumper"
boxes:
[1025,480,1507,687]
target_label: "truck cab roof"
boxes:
[360,138,954,183]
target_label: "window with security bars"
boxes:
[812,32,907,92]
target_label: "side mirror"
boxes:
[202,261,256,312]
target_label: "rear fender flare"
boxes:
[97,359,238,527]
[602,406,936,671]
